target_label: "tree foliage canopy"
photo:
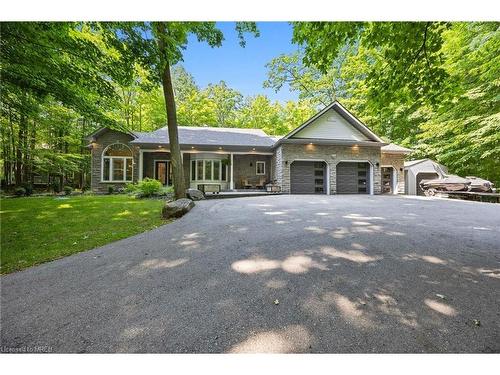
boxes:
[1,22,498,190]
[288,21,500,184]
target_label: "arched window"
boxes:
[102,143,133,182]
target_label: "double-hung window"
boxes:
[256,161,266,175]
[102,143,133,182]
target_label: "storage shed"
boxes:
[404,159,449,195]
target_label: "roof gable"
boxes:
[284,101,383,143]
[293,108,370,141]
[86,126,136,142]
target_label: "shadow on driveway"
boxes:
[1,195,499,353]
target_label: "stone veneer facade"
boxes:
[274,143,384,194]
[90,129,139,193]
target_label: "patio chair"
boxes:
[241,178,253,189]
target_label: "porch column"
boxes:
[326,163,331,195]
[230,153,234,190]
[369,163,374,195]
[138,150,143,182]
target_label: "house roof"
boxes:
[130,126,276,148]
[87,103,411,153]
[86,127,135,141]
[404,159,429,168]
[404,159,448,175]
[278,101,384,145]
[381,143,412,154]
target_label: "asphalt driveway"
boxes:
[1,195,499,353]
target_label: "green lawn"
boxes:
[0,194,167,274]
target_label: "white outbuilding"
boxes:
[404,159,449,195]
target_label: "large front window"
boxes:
[102,143,133,182]
[190,159,227,181]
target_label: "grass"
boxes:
[0,194,167,274]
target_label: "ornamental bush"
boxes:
[63,186,73,196]
[135,178,162,198]
[124,183,138,194]
[14,187,26,197]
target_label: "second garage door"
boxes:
[336,162,370,194]
[290,161,326,194]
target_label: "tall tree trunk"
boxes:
[155,22,186,199]
[27,118,36,184]
[15,112,27,186]
[8,107,15,185]
[80,118,86,189]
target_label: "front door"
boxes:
[155,161,171,186]
[381,167,393,194]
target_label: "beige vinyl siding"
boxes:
[292,109,369,141]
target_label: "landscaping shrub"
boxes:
[108,186,114,194]
[51,181,61,193]
[158,186,175,200]
[63,186,73,196]
[124,183,138,194]
[22,183,33,196]
[14,187,26,197]
[134,178,162,198]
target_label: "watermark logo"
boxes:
[0,345,53,353]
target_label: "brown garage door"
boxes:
[336,162,370,194]
[290,161,326,194]
[416,172,439,196]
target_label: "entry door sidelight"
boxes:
[155,161,171,186]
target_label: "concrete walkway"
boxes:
[1,195,499,353]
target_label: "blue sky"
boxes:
[181,22,299,103]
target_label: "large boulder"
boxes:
[162,198,195,219]
[186,188,205,201]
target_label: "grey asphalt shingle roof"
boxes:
[130,126,276,147]
[381,143,412,153]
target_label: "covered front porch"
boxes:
[138,148,273,192]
